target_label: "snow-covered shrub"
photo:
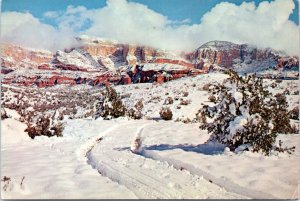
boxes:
[175,117,192,123]
[121,93,131,99]
[25,115,64,139]
[182,91,189,97]
[164,97,174,105]
[159,107,173,120]
[50,122,64,137]
[148,96,161,104]
[270,82,277,88]
[83,110,94,118]
[127,99,144,120]
[182,117,192,124]
[180,99,191,105]
[274,140,295,154]
[198,70,293,155]
[289,106,299,120]
[202,83,211,91]
[94,85,126,119]
[208,95,217,103]
[1,108,9,119]
[1,176,11,191]
[25,116,51,139]
[283,89,290,95]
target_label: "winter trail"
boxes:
[86,121,248,199]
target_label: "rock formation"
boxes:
[1,37,298,88]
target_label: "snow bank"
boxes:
[1,118,30,145]
[1,109,31,145]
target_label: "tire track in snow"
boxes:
[85,121,248,199]
[88,124,177,198]
[142,148,277,199]
[77,121,133,160]
[80,121,140,197]
[86,123,169,198]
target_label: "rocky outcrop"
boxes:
[51,50,102,72]
[1,43,52,69]
[2,70,133,87]
[78,37,172,67]
[186,41,299,72]
[2,37,298,88]
[38,64,55,70]
[276,57,299,69]
[149,58,194,69]
[35,76,76,87]
[54,63,88,72]
[1,67,14,74]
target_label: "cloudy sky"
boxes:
[2,0,299,55]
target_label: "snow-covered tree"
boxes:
[94,85,126,119]
[198,70,293,155]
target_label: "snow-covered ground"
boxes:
[1,117,298,199]
[117,73,229,121]
[1,73,299,199]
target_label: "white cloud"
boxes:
[82,0,299,55]
[2,0,299,55]
[44,11,59,18]
[1,12,78,51]
[198,0,299,55]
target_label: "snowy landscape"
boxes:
[1,72,299,199]
[1,0,299,199]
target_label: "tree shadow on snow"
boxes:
[144,142,226,155]
[114,142,226,155]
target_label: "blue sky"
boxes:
[2,0,299,27]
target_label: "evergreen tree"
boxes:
[271,93,293,133]
[198,70,293,155]
[95,85,126,119]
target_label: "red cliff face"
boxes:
[186,41,279,69]
[2,43,52,69]
[35,76,77,87]
[2,38,298,88]
[186,41,298,71]
[150,58,194,69]
[187,41,243,68]
[276,57,299,69]
[80,39,169,67]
